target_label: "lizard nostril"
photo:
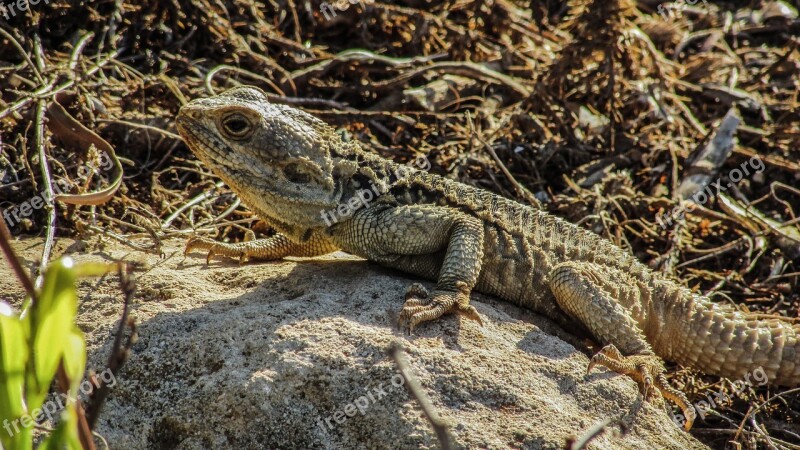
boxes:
[179,108,202,121]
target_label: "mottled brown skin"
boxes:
[176,86,800,431]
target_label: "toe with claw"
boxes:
[184,236,246,264]
[587,344,696,431]
[398,282,483,333]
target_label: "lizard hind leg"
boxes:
[548,261,696,430]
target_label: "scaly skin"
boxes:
[176,86,800,431]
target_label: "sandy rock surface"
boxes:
[1,237,706,449]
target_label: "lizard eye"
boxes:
[221,114,252,139]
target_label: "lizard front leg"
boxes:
[333,204,485,332]
[185,231,339,264]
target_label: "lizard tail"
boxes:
[661,291,800,386]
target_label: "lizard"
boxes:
[176,85,800,431]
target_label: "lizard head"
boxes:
[176,86,353,227]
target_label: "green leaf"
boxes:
[1,257,117,449]
[62,332,86,399]
[0,310,32,450]
[27,258,79,413]
[70,261,119,278]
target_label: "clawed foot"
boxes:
[587,344,696,431]
[184,231,256,264]
[397,282,483,333]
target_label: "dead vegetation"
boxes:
[1,0,799,448]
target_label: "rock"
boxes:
[2,238,706,449]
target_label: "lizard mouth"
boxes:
[176,115,231,165]
[176,114,265,193]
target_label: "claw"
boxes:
[458,305,483,326]
[586,345,620,375]
[639,366,654,398]
[586,345,697,430]
[398,284,485,333]
[399,283,432,332]
[185,236,219,263]
[587,355,599,375]
[184,237,200,256]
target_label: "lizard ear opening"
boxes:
[284,163,312,184]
